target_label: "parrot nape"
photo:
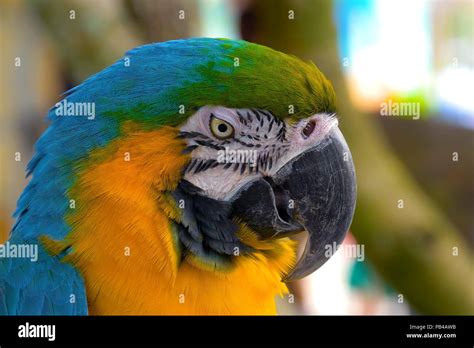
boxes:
[0,38,356,315]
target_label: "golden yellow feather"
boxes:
[47,124,297,315]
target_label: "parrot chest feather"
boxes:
[69,204,295,315]
[64,126,296,314]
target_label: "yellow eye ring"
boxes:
[210,115,234,139]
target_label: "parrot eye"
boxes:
[210,114,234,139]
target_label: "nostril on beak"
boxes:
[302,120,316,139]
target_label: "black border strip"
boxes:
[0,315,471,346]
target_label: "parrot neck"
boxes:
[47,124,296,314]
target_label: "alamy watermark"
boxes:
[55,98,95,120]
[217,147,258,167]
[380,99,420,120]
[18,322,55,341]
[325,241,365,261]
[0,241,38,262]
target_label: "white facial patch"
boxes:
[179,106,338,200]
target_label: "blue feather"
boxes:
[1,38,247,315]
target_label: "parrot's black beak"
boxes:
[230,127,357,282]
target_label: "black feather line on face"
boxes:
[246,112,253,123]
[261,110,273,121]
[253,110,265,127]
[177,131,210,139]
[276,123,287,142]
[170,180,252,268]
[182,145,198,154]
[195,139,225,151]
[183,159,218,175]
[240,163,247,175]
[234,138,256,148]
[182,109,291,178]
[185,159,197,173]
[268,119,274,132]
[193,161,205,174]
[192,159,221,174]
[237,110,246,125]
[251,109,261,122]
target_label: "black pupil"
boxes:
[218,123,228,133]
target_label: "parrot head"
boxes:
[25,38,356,287]
[176,105,356,281]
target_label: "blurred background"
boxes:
[0,0,473,315]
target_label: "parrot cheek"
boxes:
[230,127,357,282]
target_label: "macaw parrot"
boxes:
[0,38,356,315]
